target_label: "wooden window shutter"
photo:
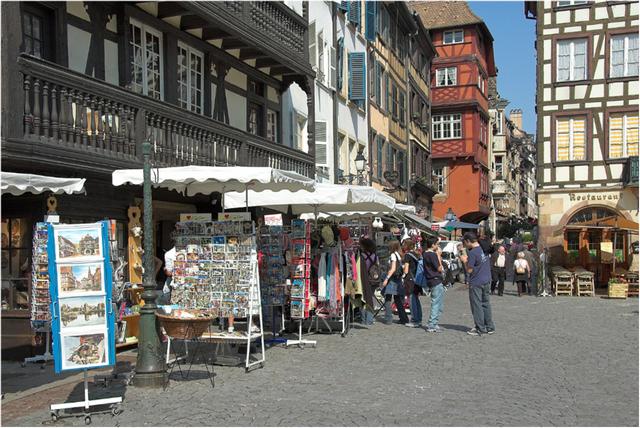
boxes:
[365,1,377,41]
[348,1,360,27]
[348,52,366,101]
[330,45,337,90]
[339,1,349,13]
[315,121,328,166]
[336,37,344,91]
[308,21,317,69]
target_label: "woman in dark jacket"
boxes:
[402,238,422,328]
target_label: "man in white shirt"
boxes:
[158,246,176,304]
[490,245,507,296]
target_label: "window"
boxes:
[495,110,503,134]
[398,151,405,186]
[249,80,265,97]
[433,167,445,193]
[609,112,639,158]
[443,30,464,45]
[432,114,462,140]
[177,43,203,114]
[1,218,33,311]
[374,61,382,106]
[557,0,589,7]
[436,67,457,87]
[478,74,485,93]
[610,33,639,78]
[556,116,586,161]
[399,92,405,126]
[556,38,587,82]
[267,109,278,143]
[495,155,503,179]
[391,83,398,119]
[376,135,384,178]
[248,103,263,136]
[130,20,163,100]
[22,11,44,58]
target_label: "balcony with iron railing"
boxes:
[7,55,314,177]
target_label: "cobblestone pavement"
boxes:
[3,283,638,426]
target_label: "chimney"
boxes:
[510,109,523,130]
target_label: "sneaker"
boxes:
[467,328,481,336]
[426,326,443,333]
[405,323,421,328]
[487,329,495,335]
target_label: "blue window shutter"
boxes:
[365,1,377,41]
[348,52,366,101]
[340,1,349,13]
[385,73,390,112]
[349,1,360,27]
[348,55,353,100]
[377,136,383,178]
[375,62,381,105]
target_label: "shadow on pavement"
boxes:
[439,324,470,332]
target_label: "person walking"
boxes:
[359,237,379,326]
[491,245,507,296]
[423,236,445,333]
[402,238,422,328]
[513,251,531,297]
[381,240,408,325]
[462,232,495,336]
[523,245,539,296]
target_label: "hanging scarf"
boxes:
[360,251,375,309]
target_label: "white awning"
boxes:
[1,172,86,196]
[224,183,396,214]
[112,166,316,196]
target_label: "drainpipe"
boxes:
[332,2,340,184]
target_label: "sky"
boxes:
[469,1,537,133]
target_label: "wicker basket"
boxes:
[608,282,628,299]
[157,313,213,339]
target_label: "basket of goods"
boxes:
[608,279,628,299]
[156,310,214,339]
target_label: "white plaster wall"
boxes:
[574,165,588,181]
[104,40,119,85]
[282,82,309,153]
[67,1,89,21]
[595,6,608,20]
[609,81,624,97]
[574,8,589,22]
[593,165,606,180]
[226,90,246,132]
[556,166,569,181]
[555,10,570,24]
[226,68,247,90]
[630,80,639,96]
[67,25,91,76]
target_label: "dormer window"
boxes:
[443,29,464,45]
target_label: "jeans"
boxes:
[384,294,408,324]
[362,306,374,325]
[426,284,445,329]
[529,272,538,295]
[468,283,495,333]
[410,292,422,324]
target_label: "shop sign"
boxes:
[569,192,621,202]
[264,214,283,226]
[48,221,116,373]
[600,241,613,263]
[180,213,212,222]
[218,212,251,221]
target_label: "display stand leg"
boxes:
[244,263,266,371]
[286,319,316,348]
[50,370,122,423]
[23,329,54,368]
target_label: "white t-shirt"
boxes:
[495,254,506,268]
[164,247,177,273]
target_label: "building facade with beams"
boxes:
[1,1,315,358]
[526,0,638,286]
[413,1,497,224]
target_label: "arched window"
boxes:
[568,207,618,225]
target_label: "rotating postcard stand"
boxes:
[47,222,121,424]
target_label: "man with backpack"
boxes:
[422,236,445,333]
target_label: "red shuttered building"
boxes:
[412,2,497,223]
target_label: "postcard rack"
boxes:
[24,222,54,368]
[258,225,288,346]
[170,220,265,370]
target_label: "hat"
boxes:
[339,227,350,241]
[321,225,335,246]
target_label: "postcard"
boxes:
[61,332,108,370]
[57,263,104,296]
[54,224,103,262]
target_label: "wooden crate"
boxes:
[608,282,628,299]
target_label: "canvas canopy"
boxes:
[224,183,396,215]
[112,166,316,196]
[1,172,86,196]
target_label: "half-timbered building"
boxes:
[526,0,639,286]
[1,1,315,358]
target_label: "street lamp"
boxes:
[133,140,166,388]
[338,150,367,185]
[354,150,366,175]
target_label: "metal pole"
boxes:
[134,140,166,388]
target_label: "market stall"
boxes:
[1,172,87,368]
[112,166,316,371]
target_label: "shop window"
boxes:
[588,231,600,262]
[609,111,639,158]
[566,231,580,264]
[1,218,33,311]
[556,116,586,161]
[130,19,163,100]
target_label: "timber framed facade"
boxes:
[526,0,639,286]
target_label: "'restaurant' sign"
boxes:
[569,192,621,202]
